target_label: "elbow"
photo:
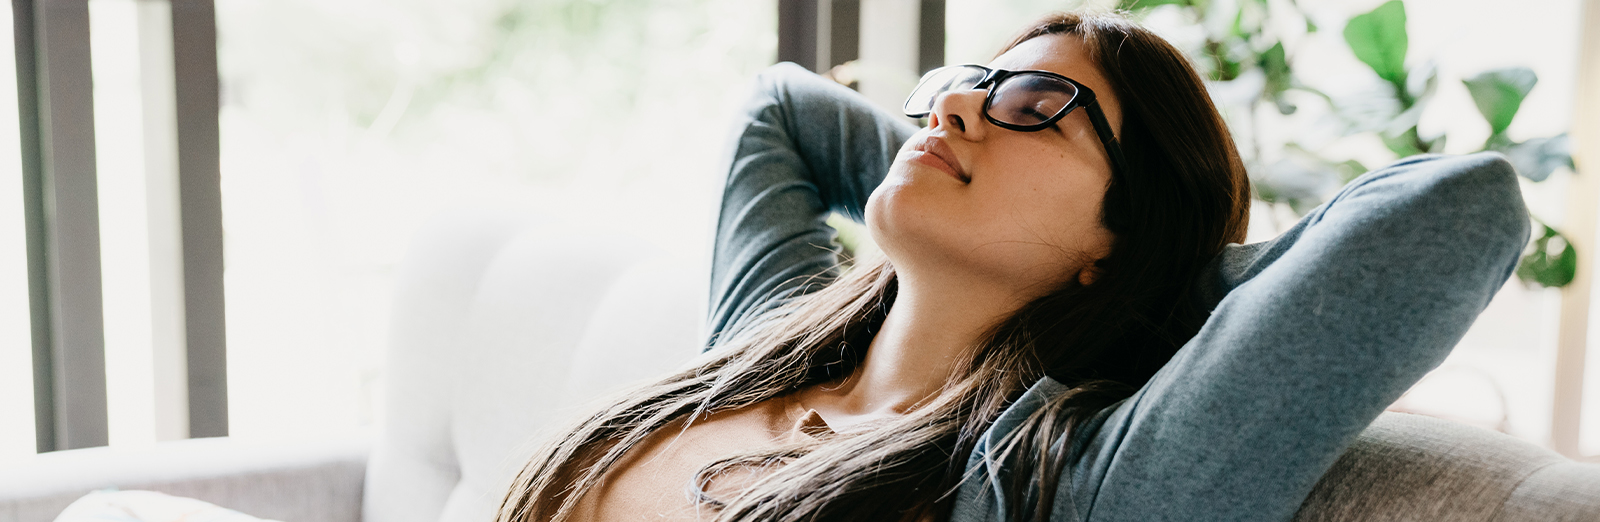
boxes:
[752,62,818,108]
[1348,152,1531,266]
[1440,152,1532,261]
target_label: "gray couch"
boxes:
[3,210,1596,522]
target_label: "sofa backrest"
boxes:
[368,210,1600,522]
[364,211,704,522]
[1294,412,1600,520]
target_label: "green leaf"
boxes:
[1260,42,1290,94]
[1502,133,1574,181]
[1259,42,1296,114]
[1343,0,1409,86]
[1484,132,1517,152]
[1463,67,1538,137]
[1207,43,1243,81]
[1338,160,1368,184]
[1518,224,1577,288]
[1381,127,1424,157]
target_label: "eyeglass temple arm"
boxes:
[1084,102,1128,176]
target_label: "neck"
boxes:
[800,265,1025,427]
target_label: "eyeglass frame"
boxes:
[902,64,1128,177]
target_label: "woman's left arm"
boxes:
[1044,153,1531,522]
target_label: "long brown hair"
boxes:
[497,11,1249,522]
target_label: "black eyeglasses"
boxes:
[903,64,1126,176]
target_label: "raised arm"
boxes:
[946,154,1530,521]
[707,63,918,345]
[1042,153,1532,521]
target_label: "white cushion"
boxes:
[364,210,703,522]
[53,490,277,522]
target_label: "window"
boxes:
[213,0,776,441]
[2,0,1597,462]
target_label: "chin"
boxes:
[865,182,958,275]
[863,191,898,260]
[864,186,914,268]
[867,189,1086,295]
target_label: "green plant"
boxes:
[1118,0,1577,287]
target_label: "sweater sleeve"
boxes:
[706,62,918,346]
[1049,153,1531,521]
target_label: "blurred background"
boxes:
[0,0,1596,466]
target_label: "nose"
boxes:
[928,87,987,142]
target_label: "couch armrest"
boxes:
[0,435,368,522]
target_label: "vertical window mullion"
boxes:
[778,0,818,71]
[169,0,225,439]
[917,0,942,76]
[19,0,108,453]
[1556,0,1600,460]
[827,0,857,72]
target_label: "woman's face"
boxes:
[866,33,1123,297]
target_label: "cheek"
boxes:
[964,158,1113,274]
[998,180,1106,246]
[867,146,1114,292]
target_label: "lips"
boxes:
[907,134,969,183]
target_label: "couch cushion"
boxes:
[364,210,530,522]
[372,213,1600,522]
[367,211,704,522]
[1292,412,1596,521]
[1496,460,1600,521]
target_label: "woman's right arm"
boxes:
[706,63,918,346]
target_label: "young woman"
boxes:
[497,11,1529,522]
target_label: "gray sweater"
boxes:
[709,63,1529,521]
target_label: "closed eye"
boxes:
[1019,106,1051,121]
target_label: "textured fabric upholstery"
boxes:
[0,436,366,522]
[1294,412,1600,521]
[1499,461,1600,520]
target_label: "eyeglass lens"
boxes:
[903,66,986,115]
[904,66,1081,128]
[989,74,1078,127]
